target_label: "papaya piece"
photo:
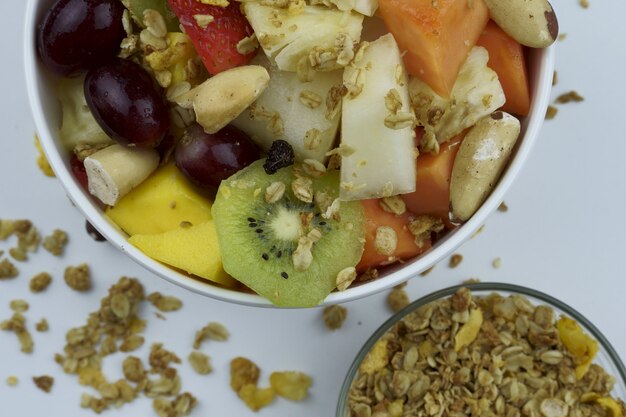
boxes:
[477,20,530,116]
[357,199,431,272]
[378,0,489,98]
[402,134,464,221]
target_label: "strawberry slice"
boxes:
[167,0,256,75]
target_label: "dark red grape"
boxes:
[38,0,126,76]
[84,59,170,149]
[175,123,261,190]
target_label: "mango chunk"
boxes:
[106,163,213,236]
[129,221,235,287]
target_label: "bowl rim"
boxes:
[336,282,626,416]
[24,0,555,308]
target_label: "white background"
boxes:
[1,1,625,416]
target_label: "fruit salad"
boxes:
[37,0,558,307]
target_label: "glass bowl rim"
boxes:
[336,282,626,416]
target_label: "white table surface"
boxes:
[1,1,624,416]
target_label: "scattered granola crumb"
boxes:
[0,312,33,353]
[30,272,52,293]
[558,33,567,41]
[153,393,197,417]
[552,71,558,86]
[9,247,27,262]
[148,342,181,373]
[64,263,91,291]
[155,312,167,320]
[122,356,145,382]
[492,257,502,269]
[14,220,41,253]
[387,284,410,313]
[6,376,18,386]
[323,305,347,330]
[463,277,481,284]
[147,292,183,312]
[10,299,29,313]
[449,253,463,268]
[579,0,589,8]
[0,258,19,279]
[420,265,435,276]
[120,334,145,352]
[188,351,212,375]
[556,90,584,104]
[54,277,150,413]
[546,105,558,120]
[42,229,69,256]
[35,134,55,177]
[230,357,260,393]
[36,318,49,332]
[497,201,509,212]
[33,375,54,393]
[193,322,229,349]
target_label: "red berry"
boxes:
[70,154,89,191]
[167,0,256,74]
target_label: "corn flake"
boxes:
[359,339,389,375]
[557,316,599,379]
[454,308,483,352]
[269,371,312,401]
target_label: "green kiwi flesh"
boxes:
[212,160,365,307]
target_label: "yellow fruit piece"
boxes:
[359,339,389,375]
[269,371,312,401]
[557,316,599,379]
[34,134,55,177]
[129,221,235,287]
[238,384,276,411]
[107,163,213,236]
[455,308,483,352]
[596,397,625,417]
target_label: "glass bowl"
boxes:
[24,0,555,307]
[337,282,626,416]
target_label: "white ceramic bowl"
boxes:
[24,0,555,307]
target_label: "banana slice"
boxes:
[84,144,159,206]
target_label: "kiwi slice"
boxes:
[212,160,365,307]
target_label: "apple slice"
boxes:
[231,55,342,162]
[340,33,416,200]
[243,3,363,71]
[408,46,506,144]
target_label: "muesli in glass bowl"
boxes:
[338,283,626,417]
